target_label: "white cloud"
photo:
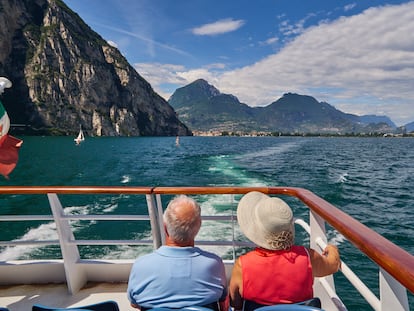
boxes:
[134,63,223,100]
[263,36,279,45]
[134,63,187,85]
[216,2,414,125]
[134,2,414,126]
[344,3,357,12]
[192,18,245,36]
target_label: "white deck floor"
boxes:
[0,282,135,311]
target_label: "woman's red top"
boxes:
[240,245,313,305]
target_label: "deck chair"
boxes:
[32,300,119,311]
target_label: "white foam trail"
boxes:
[102,203,118,213]
[208,156,267,187]
[65,204,92,215]
[102,245,154,259]
[121,175,131,183]
[102,231,154,259]
[237,141,302,162]
[0,204,91,260]
[338,172,348,183]
[0,222,58,261]
[329,231,347,245]
[196,194,242,257]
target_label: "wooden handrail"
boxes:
[0,186,153,194]
[1,185,413,294]
[270,187,414,295]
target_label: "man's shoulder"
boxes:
[195,247,223,261]
[133,250,159,263]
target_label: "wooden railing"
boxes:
[0,186,413,311]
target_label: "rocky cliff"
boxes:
[0,0,191,136]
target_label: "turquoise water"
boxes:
[1,136,413,310]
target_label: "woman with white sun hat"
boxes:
[229,191,340,311]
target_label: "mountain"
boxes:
[358,115,396,128]
[404,122,414,133]
[256,93,357,133]
[0,0,191,136]
[169,79,256,131]
[169,79,394,134]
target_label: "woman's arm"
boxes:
[309,244,341,277]
[229,258,244,310]
[219,294,230,311]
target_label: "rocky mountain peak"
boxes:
[192,79,221,98]
[0,0,191,137]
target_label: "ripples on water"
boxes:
[1,136,413,310]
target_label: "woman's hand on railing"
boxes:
[310,244,341,277]
[322,244,341,272]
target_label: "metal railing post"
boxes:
[379,268,409,311]
[146,194,162,249]
[48,193,86,294]
[309,210,342,310]
[155,194,166,245]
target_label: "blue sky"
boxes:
[64,0,414,126]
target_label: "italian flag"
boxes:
[0,100,23,179]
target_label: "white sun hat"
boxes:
[237,191,295,250]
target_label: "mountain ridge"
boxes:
[169,79,400,134]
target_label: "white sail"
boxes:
[74,126,85,145]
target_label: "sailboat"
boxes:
[74,126,85,145]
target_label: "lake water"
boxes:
[1,136,413,310]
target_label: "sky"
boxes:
[63,0,414,126]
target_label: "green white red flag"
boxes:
[0,78,23,179]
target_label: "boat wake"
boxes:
[0,222,58,260]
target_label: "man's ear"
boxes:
[164,223,169,236]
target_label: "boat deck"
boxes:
[0,282,134,311]
[1,186,413,311]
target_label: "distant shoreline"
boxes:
[192,130,414,138]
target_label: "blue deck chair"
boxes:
[32,300,119,311]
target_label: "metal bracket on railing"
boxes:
[155,194,166,245]
[309,211,341,310]
[146,194,163,249]
[48,193,86,294]
[380,268,409,311]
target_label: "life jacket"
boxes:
[240,245,313,305]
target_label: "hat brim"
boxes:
[237,191,294,250]
[0,78,12,88]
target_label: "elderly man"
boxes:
[128,195,229,311]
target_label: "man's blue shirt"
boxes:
[127,246,227,308]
